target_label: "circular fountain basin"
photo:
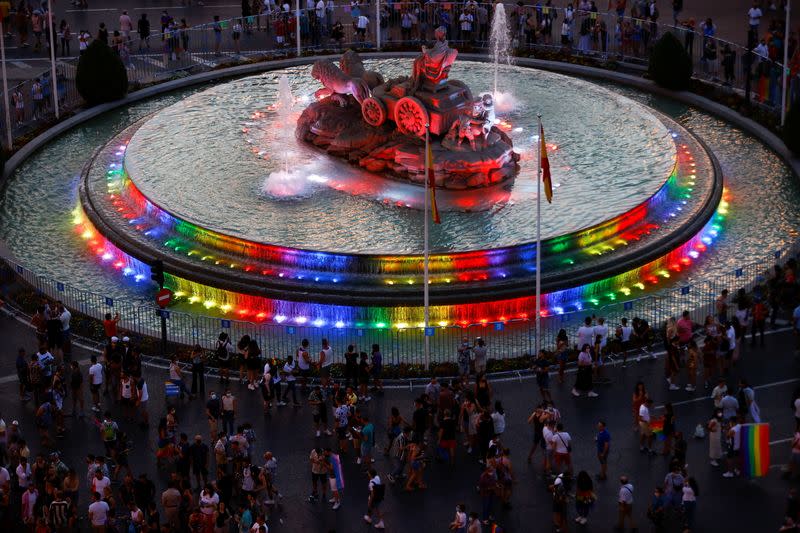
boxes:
[80,60,720,307]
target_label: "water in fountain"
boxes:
[263,75,310,197]
[489,3,517,113]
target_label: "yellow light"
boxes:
[620,287,631,296]
[220,304,232,312]
[634,282,645,290]
[81,230,94,240]
[395,322,408,329]
[188,296,200,304]
[386,280,395,285]
[416,322,426,328]
[203,300,216,309]
[438,320,448,327]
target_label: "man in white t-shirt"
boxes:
[616,476,635,530]
[577,317,594,350]
[356,14,369,41]
[296,339,312,392]
[638,398,655,454]
[542,419,555,476]
[88,355,104,413]
[747,2,762,30]
[550,423,573,477]
[89,491,110,528]
[91,469,111,496]
[16,456,31,489]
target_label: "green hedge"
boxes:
[76,41,129,106]
[649,32,693,91]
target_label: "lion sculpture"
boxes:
[339,50,385,89]
[311,59,371,106]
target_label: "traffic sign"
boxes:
[156,288,172,308]
[424,327,435,337]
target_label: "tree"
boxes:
[784,105,800,156]
[648,32,693,91]
[76,40,128,106]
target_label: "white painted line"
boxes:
[656,376,800,410]
[10,61,31,69]
[190,54,217,67]
[133,6,187,10]
[769,438,793,446]
[65,8,118,12]
[138,56,167,69]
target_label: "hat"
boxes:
[11,420,18,426]
[122,336,130,342]
[111,336,119,342]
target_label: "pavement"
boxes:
[0,0,797,82]
[0,308,798,531]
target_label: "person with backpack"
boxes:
[99,412,119,460]
[215,333,233,386]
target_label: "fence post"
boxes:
[375,0,381,50]
[296,0,302,57]
[0,19,12,151]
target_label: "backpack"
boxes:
[102,421,117,441]
[216,340,230,361]
[28,362,41,385]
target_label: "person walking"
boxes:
[575,470,596,525]
[682,477,699,532]
[190,345,206,396]
[363,468,386,529]
[638,398,655,454]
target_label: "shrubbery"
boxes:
[649,31,693,91]
[76,40,128,105]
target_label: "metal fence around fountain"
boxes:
[0,4,796,151]
[3,237,799,365]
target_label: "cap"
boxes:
[122,336,130,342]
[11,420,18,426]
[111,336,119,342]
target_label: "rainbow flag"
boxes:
[426,132,441,224]
[329,453,345,491]
[650,417,666,441]
[740,423,770,478]
[539,124,553,204]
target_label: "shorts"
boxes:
[361,443,373,457]
[597,452,608,465]
[90,384,101,394]
[320,365,331,379]
[312,472,326,484]
[336,427,347,440]
[329,477,339,492]
[217,359,231,369]
[232,31,241,39]
[208,417,219,434]
[246,357,261,371]
[440,439,456,450]
[639,421,652,436]
[120,397,133,406]
[554,452,571,466]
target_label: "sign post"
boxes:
[156,288,172,356]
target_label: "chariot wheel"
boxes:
[361,97,387,127]
[394,96,429,137]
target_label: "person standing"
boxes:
[296,339,312,393]
[473,338,487,376]
[221,389,236,437]
[190,435,210,490]
[344,345,358,388]
[708,410,723,466]
[161,481,181,530]
[281,356,299,406]
[88,355,103,413]
[551,423,573,477]
[215,333,233,386]
[190,344,206,396]
[572,344,598,398]
[88,491,110,532]
[616,475,635,532]
[534,350,552,402]
[747,1,762,32]
[308,385,330,437]
[119,10,133,42]
[137,14,151,51]
[308,447,328,503]
[723,415,744,478]
[363,468,385,529]
[575,470,596,525]
[319,339,333,390]
[596,421,610,480]
[638,398,655,454]
[371,344,384,393]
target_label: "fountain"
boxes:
[262,75,311,197]
[296,34,520,191]
[488,3,517,113]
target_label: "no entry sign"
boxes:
[156,288,173,308]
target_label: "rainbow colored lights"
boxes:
[72,111,728,330]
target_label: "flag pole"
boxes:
[535,114,542,357]
[0,18,12,150]
[424,123,431,371]
[780,0,790,126]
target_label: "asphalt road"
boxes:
[0,309,798,531]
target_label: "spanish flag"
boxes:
[426,134,441,224]
[540,124,553,204]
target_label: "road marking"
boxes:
[0,357,91,384]
[655,376,800,410]
[10,61,31,69]
[769,438,793,446]
[189,53,217,67]
[133,6,187,10]
[138,55,167,68]
[65,8,119,12]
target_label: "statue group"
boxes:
[296,28,519,190]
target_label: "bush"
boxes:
[649,32,693,91]
[76,40,128,105]
[783,105,800,156]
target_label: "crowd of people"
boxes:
[0,250,793,532]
